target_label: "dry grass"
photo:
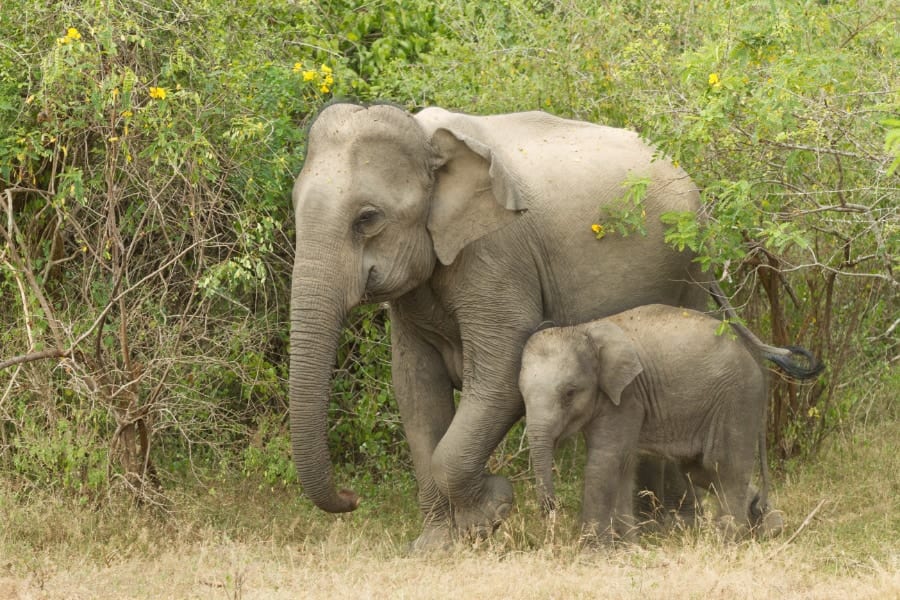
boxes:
[1,531,897,600]
[1,392,897,599]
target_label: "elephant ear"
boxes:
[583,320,643,406]
[426,126,529,265]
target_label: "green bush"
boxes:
[0,0,337,493]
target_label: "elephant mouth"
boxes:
[361,267,385,304]
[360,264,423,305]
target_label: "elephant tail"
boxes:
[762,345,825,380]
[707,280,825,381]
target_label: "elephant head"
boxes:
[290,103,528,513]
[518,322,643,513]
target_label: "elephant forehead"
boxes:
[521,341,584,386]
[296,142,430,217]
[310,103,422,144]
[293,153,356,214]
[307,105,430,172]
[524,327,581,359]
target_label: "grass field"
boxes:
[1,376,897,599]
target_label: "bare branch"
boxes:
[0,348,68,371]
[869,317,900,341]
[0,195,65,347]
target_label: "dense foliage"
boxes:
[1,0,895,500]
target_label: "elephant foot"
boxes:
[615,518,640,545]
[716,515,751,542]
[635,489,699,530]
[408,520,455,555]
[748,486,784,538]
[756,510,785,539]
[452,474,514,540]
[579,520,637,550]
[578,528,617,553]
[671,498,700,526]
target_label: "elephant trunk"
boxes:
[289,257,360,513]
[528,430,558,513]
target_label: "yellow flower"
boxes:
[293,62,303,73]
[149,86,167,100]
[320,64,333,74]
[121,110,133,118]
[708,72,720,87]
[320,84,331,94]
[58,27,82,45]
[302,70,316,81]
[591,223,606,239]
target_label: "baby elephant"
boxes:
[519,304,816,544]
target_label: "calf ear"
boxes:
[583,321,643,406]
[426,126,528,266]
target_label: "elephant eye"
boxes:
[561,387,577,407]
[353,207,384,235]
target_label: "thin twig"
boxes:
[767,498,827,558]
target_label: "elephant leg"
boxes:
[614,454,639,542]
[425,278,544,538]
[390,310,457,552]
[747,482,765,523]
[430,389,521,539]
[715,473,753,540]
[663,460,700,522]
[582,417,641,546]
[748,483,785,538]
[635,456,699,525]
[685,462,752,540]
[634,455,665,519]
[580,446,629,546]
[710,409,758,538]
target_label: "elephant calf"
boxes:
[519,304,792,545]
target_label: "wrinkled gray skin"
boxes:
[289,103,712,551]
[519,304,783,544]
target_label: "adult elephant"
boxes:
[289,102,711,550]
